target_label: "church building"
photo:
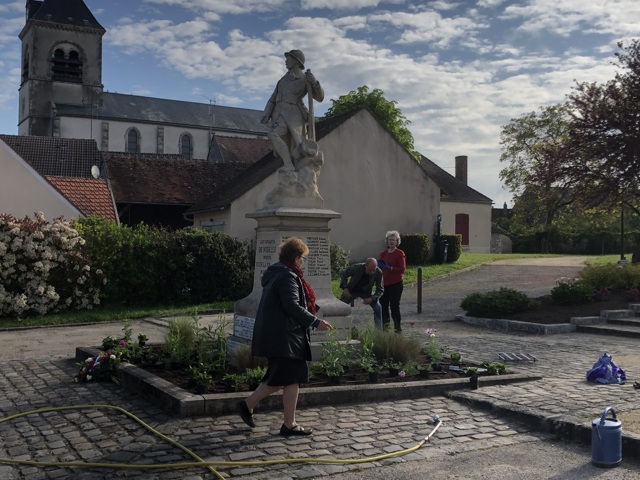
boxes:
[19,0,267,159]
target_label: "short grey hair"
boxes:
[385,230,401,246]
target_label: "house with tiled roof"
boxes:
[420,155,492,253]
[0,133,270,229]
[0,135,118,223]
[187,107,441,261]
[103,134,270,228]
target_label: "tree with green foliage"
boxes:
[321,85,418,158]
[564,40,640,216]
[499,103,575,252]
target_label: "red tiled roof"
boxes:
[103,153,251,205]
[46,176,118,223]
[212,136,272,163]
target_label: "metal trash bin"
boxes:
[434,240,448,264]
[592,406,622,467]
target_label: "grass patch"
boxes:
[331,252,554,297]
[585,254,634,266]
[0,301,234,329]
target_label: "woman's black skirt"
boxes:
[263,357,309,386]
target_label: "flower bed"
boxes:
[129,351,469,394]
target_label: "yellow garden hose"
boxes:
[0,405,442,479]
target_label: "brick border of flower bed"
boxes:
[76,346,541,418]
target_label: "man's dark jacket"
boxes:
[339,263,384,301]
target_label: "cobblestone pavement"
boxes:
[1,257,639,479]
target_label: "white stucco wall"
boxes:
[193,174,279,240]
[440,200,491,253]
[0,140,80,221]
[195,109,440,262]
[59,117,261,159]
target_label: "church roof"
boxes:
[27,0,105,31]
[419,155,492,204]
[55,93,269,135]
[46,176,117,222]
[0,134,100,178]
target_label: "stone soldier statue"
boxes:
[262,50,324,171]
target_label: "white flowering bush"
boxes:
[0,212,106,317]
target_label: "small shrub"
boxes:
[460,287,538,318]
[551,279,593,306]
[330,243,350,280]
[400,234,430,265]
[579,264,640,290]
[440,234,462,263]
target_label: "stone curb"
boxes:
[448,390,640,460]
[456,314,577,334]
[76,346,540,418]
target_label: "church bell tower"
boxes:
[18,0,105,136]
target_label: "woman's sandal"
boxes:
[633,381,640,389]
[280,424,313,436]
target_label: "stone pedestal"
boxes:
[230,207,352,361]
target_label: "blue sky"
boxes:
[1,0,639,208]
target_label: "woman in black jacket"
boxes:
[237,237,333,436]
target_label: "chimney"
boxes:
[455,155,468,185]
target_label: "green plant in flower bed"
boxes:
[480,362,508,375]
[422,329,443,363]
[319,330,355,377]
[449,352,462,366]
[188,363,212,386]
[370,327,421,366]
[243,366,267,388]
[162,315,229,370]
[460,287,538,318]
[550,278,593,306]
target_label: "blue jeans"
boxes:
[340,293,383,329]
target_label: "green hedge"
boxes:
[77,217,252,305]
[401,233,430,265]
[439,234,462,263]
[460,287,538,318]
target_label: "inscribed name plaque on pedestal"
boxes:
[234,315,255,340]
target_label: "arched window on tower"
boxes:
[22,51,29,84]
[180,133,192,159]
[126,128,140,153]
[51,48,82,82]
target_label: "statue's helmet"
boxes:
[284,50,305,69]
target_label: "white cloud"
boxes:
[144,0,288,15]
[300,0,399,9]
[502,0,640,37]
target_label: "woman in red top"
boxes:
[378,230,406,333]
